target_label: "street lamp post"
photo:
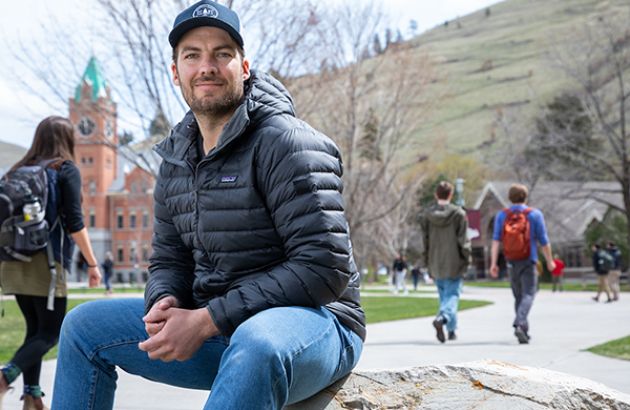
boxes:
[455,178,465,207]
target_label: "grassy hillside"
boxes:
[405,0,628,155]
[0,141,26,172]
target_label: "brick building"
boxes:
[69,57,155,282]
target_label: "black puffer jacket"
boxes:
[145,71,366,341]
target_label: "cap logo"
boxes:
[193,4,219,18]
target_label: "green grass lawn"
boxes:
[360,288,433,294]
[465,281,630,292]
[0,299,89,363]
[362,296,491,324]
[0,295,492,363]
[587,336,630,361]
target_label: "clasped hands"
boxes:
[138,295,219,362]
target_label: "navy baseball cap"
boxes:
[169,1,244,49]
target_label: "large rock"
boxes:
[287,360,630,410]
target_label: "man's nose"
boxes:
[199,57,219,76]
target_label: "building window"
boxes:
[117,210,124,229]
[117,246,124,263]
[89,208,96,228]
[130,213,137,229]
[142,210,149,228]
[88,180,96,196]
[130,246,137,263]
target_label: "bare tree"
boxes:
[291,0,434,269]
[492,8,630,251]
[486,106,546,190]
[543,8,630,250]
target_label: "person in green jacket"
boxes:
[419,181,470,343]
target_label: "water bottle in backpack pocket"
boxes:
[0,163,52,261]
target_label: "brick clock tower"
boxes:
[68,57,155,283]
[69,56,118,264]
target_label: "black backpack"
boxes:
[0,160,60,310]
[0,162,54,261]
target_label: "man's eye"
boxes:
[217,52,231,59]
[184,53,198,59]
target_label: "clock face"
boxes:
[78,117,96,136]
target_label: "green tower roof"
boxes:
[75,57,108,103]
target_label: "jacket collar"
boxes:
[153,70,294,165]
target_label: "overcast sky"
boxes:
[0,0,500,149]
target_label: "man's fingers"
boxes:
[139,336,175,361]
[145,321,165,337]
[143,308,169,324]
[158,298,175,310]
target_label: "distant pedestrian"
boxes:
[419,181,470,343]
[102,251,114,295]
[392,253,409,295]
[551,254,565,292]
[606,242,622,302]
[490,183,555,344]
[410,265,421,291]
[591,244,613,303]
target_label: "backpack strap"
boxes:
[39,158,62,310]
[38,158,61,169]
[45,241,57,311]
[504,207,532,217]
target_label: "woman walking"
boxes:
[0,116,101,410]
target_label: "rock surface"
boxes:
[286,360,630,410]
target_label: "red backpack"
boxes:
[502,207,532,261]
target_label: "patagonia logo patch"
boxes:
[220,175,238,183]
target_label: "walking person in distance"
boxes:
[0,116,101,410]
[489,184,554,344]
[419,181,470,343]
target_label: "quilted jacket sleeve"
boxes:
[206,126,354,335]
[144,168,196,312]
[418,212,429,268]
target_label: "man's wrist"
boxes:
[198,307,219,338]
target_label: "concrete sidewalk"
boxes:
[3,286,629,409]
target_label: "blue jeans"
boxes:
[52,299,362,410]
[435,278,462,332]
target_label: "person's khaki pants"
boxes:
[596,274,612,301]
[608,270,621,300]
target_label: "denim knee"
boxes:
[60,301,98,343]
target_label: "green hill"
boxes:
[0,141,26,172]
[406,0,627,155]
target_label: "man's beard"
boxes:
[186,77,244,118]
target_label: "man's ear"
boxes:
[242,58,251,81]
[171,61,180,86]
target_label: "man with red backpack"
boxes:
[489,184,555,344]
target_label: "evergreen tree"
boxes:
[149,109,171,138]
[359,108,381,162]
[372,33,383,55]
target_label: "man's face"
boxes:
[172,27,250,117]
